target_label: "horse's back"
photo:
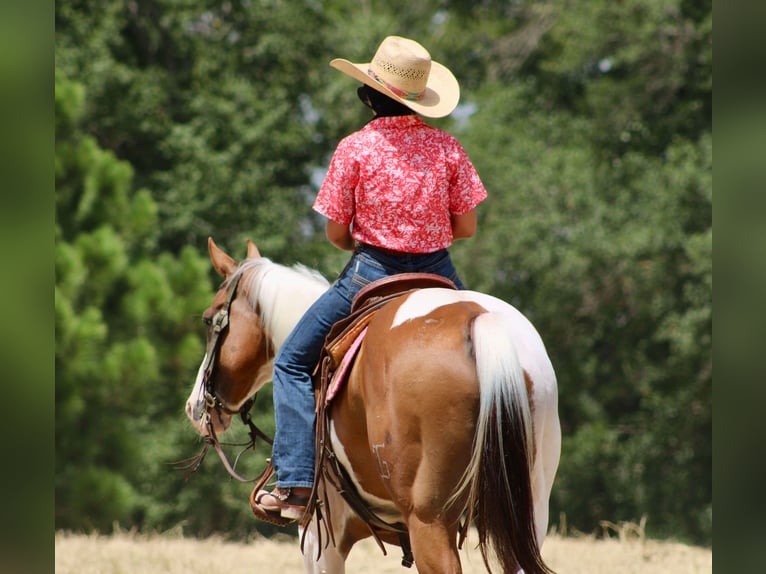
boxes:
[384,288,558,403]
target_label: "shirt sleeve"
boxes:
[312,137,358,225]
[447,142,488,215]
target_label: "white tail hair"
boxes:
[448,310,533,510]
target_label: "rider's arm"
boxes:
[326,220,355,251]
[451,209,478,240]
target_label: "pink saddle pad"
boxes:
[326,326,368,404]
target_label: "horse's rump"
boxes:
[326,287,556,573]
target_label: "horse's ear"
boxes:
[208,237,238,278]
[246,240,261,259]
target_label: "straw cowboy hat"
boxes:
[330,36,460,118]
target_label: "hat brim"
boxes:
[330,58,460,118]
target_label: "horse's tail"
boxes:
[451,310,554,574]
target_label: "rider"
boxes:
[252,35,488,523]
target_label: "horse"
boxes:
[185,238,561,574]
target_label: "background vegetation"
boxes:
[55,0,711,546]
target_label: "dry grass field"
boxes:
[55,527,711,574]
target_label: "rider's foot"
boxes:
[252,486,311,522]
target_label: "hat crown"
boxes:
[370,36,431,96]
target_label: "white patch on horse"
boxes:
[329,420,402,523]
[390,288,460,328]
[393,289,555,386]
[187,355,208,423]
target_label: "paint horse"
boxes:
[185,238,561,574]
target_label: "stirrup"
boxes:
[251,487,310,525]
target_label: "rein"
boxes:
[203,402,273,483]
[176,270,274,483]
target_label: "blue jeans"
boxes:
[271,245,465,488]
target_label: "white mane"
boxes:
[235,257,329,350]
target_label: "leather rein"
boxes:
[175,271,273,483]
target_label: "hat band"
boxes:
[367,68,424,101]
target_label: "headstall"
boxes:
[174,271,272,483]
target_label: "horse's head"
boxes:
[185,237,274,436]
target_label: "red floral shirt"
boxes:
[313,115,487,253]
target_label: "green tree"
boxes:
[55,74,214,531]
[56,0,333,262]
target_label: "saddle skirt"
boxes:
[325,326,367,404]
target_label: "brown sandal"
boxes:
[251,487,310,526]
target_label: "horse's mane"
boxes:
[234,256,329,347]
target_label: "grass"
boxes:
[55,522,712,574]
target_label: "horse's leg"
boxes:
[400,410,470,574]
[300,522,347,574]
[406,518,461,574]
[402,443,466,574]
[298,489,375,574]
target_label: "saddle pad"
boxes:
[326,326,368,404]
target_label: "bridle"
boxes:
[175,270,273,483]
[197,272,243,420]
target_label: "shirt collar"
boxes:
[365,115,424,129]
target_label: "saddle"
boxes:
[321,272,458,371]
[310,273,458,567]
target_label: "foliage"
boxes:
[55,0,711,545]
[55,74,214,532]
